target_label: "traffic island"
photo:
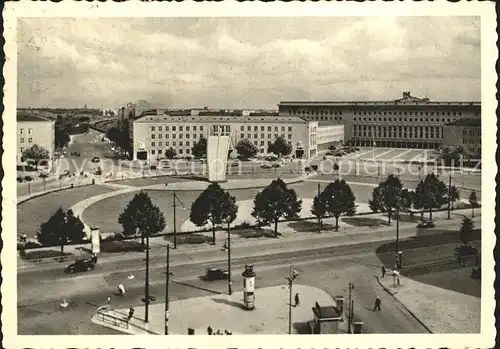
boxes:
[377,272,480,333]
[91,284,342,335]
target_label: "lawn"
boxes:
[17,185,116,238]
[82,181,376,235]
[412,267,481,298]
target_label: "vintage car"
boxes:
[205,268,229,281]
[65,256,98,273]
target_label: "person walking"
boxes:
[381,265,386,278]
[127,307,135,321]
[373,296,381,311]
[294,293,300,307]
[106,296,111,306]
[207,326,213,335]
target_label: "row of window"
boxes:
[354,110,464,117]
[150,139,294,155]
[353,125,443,139]
[19,138,33,144]
[240,133,292,140]
[462,129,481,137]
[241,125,293,132]
[19,128,33,134]
[151,141,194,147]
[151,125,205,132]
[287,109,343,116]
[151,133,202,140]
[354,117,457,123]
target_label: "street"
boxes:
[18,246,429,335]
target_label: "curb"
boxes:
[375,275,433,334]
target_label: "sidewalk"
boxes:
[18,211,481,270]
[91,284,346,335]
[377,272,480,333]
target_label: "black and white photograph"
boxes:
[2,2,496,349]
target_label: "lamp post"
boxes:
[164,244,173,335]
[396,207,400,269]
[286,266,299,334]
[317,183,321,233]
[347,282,354,333]
[172,191,186,250]
[227,222,232,296]
[144,234,150,323]
[447,173,452,220]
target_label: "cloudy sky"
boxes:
[17,17,480,109]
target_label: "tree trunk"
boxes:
[274,220,278,238]
[212,226,216,245]
[420,211,424,220]
[429,208,433,221]
[472,206,475,218]
[335,216,339,231]
[60,242,64,256]
[388,210,392,226]
[141,234,144,248]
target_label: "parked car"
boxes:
[230,162,239,167]
[17,176,24,183]
[39,172,49,178]
[261,164,272,169]
[271,163,281,168]
[416,220,435,229]
[64,256,97,274]
[205,268,229,281]
[91,156,100,163]
[24,176,34,182]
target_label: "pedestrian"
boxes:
[216,329,221,335]
[117,284,126,295]
[373,296,381,311]
[107,296,111,305]
[127,307,135,321]
[381,265,386,278]
[294,293,300,307]
[207,326,213,335]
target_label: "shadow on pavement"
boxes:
[292,321,310,334]
[211,298,246,310]
[171,280,222,295]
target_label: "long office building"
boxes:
[17,112,56,165]
[132,110,344,161]
[278,92,481,149]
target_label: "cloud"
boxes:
[17,17,480,109]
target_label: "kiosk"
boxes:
[242,264,256,310]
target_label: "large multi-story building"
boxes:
[278,92,481,149]
[442,118,481,155]
[17,112,56,165]
[132,110,344,162]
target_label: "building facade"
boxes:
[442,118,481,155]
[17,112,56,165]
[278,92,481,149]
[132,111,344,162]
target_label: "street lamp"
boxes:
[227,222,232,295]
[285,266,299,334]
[347,282,354,333]
[447,173,452,220]
[144,233,150,323]
[172,191,186,250]
[164,244,173,335]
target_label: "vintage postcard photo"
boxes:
[2,2,496,348]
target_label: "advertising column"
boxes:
[242,264,256,310]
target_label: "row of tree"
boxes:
[369,173,479,223]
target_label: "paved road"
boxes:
[18,244,430,335]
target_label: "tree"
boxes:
[413,173,448,220]
[459,216,474,246]
[469,190,478,217]
[251,178,302,238]
[191,135,207,158]
[118,191,166,246]
[321,179,356,231]
[165,147,177,160]
[22,144,49,168]
[268,137,292,157]
[37,207,85,254]
[449,185,460,210]
[311,194,327,232]
[368,175,411,225]
[189,183,238,244]
[55,128,70,150]
[235,139,258,160]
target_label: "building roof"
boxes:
[17,112,52,122]
[444,118,481,127]
[279,92,480,108]
[134,113,309,124]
